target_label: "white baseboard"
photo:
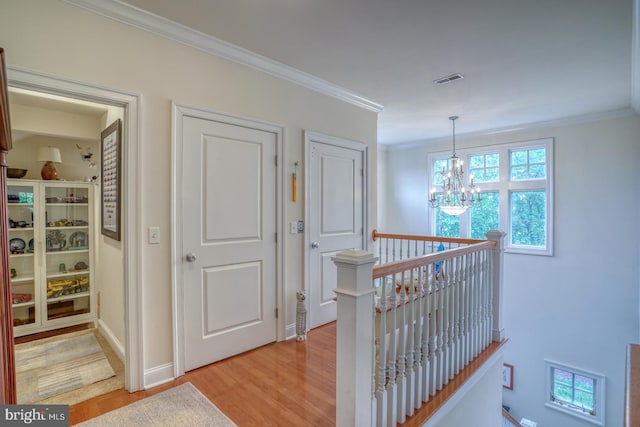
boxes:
[97,319,125,363]
[144,363,175,389]
[285,322,297,340]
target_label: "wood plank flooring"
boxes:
[70,322,503,426]
[70,323,337,426]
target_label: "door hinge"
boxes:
[275,155,278,166]
[361,168,364,176]
[275,232,277,243]
[275,308,279,318]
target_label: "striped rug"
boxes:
[15,331,116,403]
[77,383,237,426]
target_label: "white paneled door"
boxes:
[306,132,366,329]
[181,114,277,372]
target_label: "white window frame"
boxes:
[427,138,554,256]
[544,360,606,426]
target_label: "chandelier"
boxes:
[429,116,481,216]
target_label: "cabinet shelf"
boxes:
[11,274,34,283]
[47,291,90,303]
[46,270,89,279]
[46,248,89,255]
[9,253,34,259]
[12,301,35,309]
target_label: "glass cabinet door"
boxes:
[43,184,91,322]
[8,182,37,329]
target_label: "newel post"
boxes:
[486,230,506,342]
[333,249,378,427]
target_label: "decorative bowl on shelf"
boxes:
[7,168,27,178]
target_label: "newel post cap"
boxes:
[332,249,377,266]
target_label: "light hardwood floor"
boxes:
[70,323,337,426]
[69,322,503,426]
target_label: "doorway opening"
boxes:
[5,66,142,398]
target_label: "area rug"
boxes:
[77,382,237,426]
[15,331,116,404]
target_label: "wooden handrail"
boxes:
[502,407,522,426]
[625,344,640,427]
[372,228,486,245]
[372,240,495,278]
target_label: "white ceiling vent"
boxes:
[433,73,464,85]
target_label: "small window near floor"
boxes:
[544,360,605,425]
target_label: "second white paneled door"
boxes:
[306,131,366,329]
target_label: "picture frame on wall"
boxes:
[101,119,121,241]
[503,363,514,390]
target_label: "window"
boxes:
[545,360,605,425]
[428,138,554,255]
[469,153,499,183]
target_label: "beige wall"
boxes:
[0,0,378,378]
[8,103,101,181]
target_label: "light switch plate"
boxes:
[149,226,160,244]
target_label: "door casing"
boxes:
[6,66,142,391]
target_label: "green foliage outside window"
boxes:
[434,194,460,237]
[469,153,499,183]
[553,368,595,411]
[470,191,499,239]
[510,191,546,246]
[511,148,546,180]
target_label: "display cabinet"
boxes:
[8,179,96,337]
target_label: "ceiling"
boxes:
[8,88,108,144]
[9,88,107,117]
[100,0,639,145]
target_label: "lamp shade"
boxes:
[37,146,62,163]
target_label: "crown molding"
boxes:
[63,0,383,113]
[383,107,638,151]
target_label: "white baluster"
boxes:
[396,271,407,423]
[405,269,415,417]
[387,273,398,427]
[428,269,438,396]
[376,277,388,427]
[436,266,445,391]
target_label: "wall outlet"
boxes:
[297,220,304,233]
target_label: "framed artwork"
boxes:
[503,363,514,390]
[101,119,121,241]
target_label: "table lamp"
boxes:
[37,146,62,180]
